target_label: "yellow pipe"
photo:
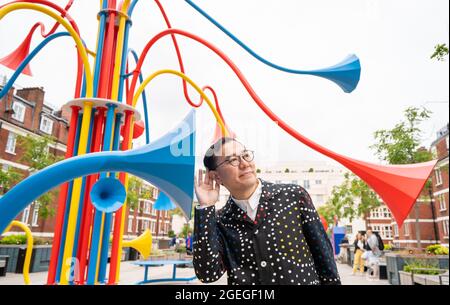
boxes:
[0,3,93,97]
[60,101,94,284]
[2,221,33,285]
[114,120,134,282]
[133,69,228,137]
[110,0,131,100]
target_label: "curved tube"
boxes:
[0,2,93,97]
[184,0,360,93]
[2,221,33,285]
[0,32,69,99]
[132,69,227,137]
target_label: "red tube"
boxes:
[47,105,80,285]
[76,107,107,284]
[108,110,133,284]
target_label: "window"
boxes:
[370,209,380,219]
[127,216,133,232]
[40,116,54,134]
[404,224,410,236]
[382,207,391,218]
[291,180,298,185]
[435,168,443,185]
[12,102,26,122]
[382,225,393,239]
[393,224,399,236]
[31,202,39,227]
[315,180,322,185]
[5,132,17,154]
[21,205,31,224]
[443,219,449,237]
[143,201,151,214]
[439,194,447,211]
[303,180,310,189]
[431,146,438,159]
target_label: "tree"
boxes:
[318,173,381,224]
[431,43,449,61]
[370,106,433,248]
[370,107,433,164]
[0,166,22,194]
[17,134,63,218]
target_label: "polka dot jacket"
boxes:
[193,180,341,285]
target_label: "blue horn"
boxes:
[0,110,196,234]
[90,178,127,213]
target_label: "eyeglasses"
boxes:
[215,150,255,169]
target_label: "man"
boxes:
[185,232,193,255]
[364,229,381,280]
[193,137,340,285]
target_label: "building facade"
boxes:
[1,85,69,236]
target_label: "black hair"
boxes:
[203,137,243,170]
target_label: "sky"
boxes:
[0,0,448,168]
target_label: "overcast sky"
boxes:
[1,0,448,168]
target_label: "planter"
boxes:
[385,253,449,285]
[398,271,414,285]
[0,244,52,273]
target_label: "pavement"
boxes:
[0,261,389,285]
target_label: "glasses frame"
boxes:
[215,150,255,169]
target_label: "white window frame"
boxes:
[315,179,322,185]
[5,132,17,154]
[127,216,133,232]
[303,180,310,189]
[11,102,26,122]
[393,224,399,237]
[443,219,449,237]
[438,194,447,211]
[21,205,31,224]
[39,116,54,135]
[31,202,39,227]
[435,168,443,186]
[404,224,410,236]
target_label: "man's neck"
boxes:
[231,179,260,200]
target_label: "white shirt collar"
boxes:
[231,179,262,212]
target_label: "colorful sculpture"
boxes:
[0,1,436,285]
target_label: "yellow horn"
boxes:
[122,229,152,259]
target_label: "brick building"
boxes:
[385,124,449,249]
[0,85,69,236]
[123,182,172,240]
[1,84,172,240]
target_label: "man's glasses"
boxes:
[215,150,255,169]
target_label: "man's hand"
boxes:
[194,169,220,207]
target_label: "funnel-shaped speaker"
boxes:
[122,229,152,259]
[90,178,126,213]
[0,110,196,233]
[307,54,361,93]
[0,23,42,76]
[153,191,177,211]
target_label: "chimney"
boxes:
[16,86,45,130]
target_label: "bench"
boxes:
[132,260,197,285]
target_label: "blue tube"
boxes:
[116,18,132,102]
[86,104,116,284]
[184,0,360,93]
[70,109,96,283]
[0,32,70,100]
[55,112,83,283]
[129,49,150,144]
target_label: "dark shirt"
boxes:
[193,180,341,285]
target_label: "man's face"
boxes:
[210,141,258,192]
[366,230,372,237]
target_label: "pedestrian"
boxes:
[352,233,366,275]
[193,137,341,285]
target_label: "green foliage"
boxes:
[403,259,441,275]
[426,244,449,255]
[168,230,175,238]
[175,245,187,253]
[180,224,192,238]
[384,244,393,251]
[169,207,184,217]
[127,176,143,211]
[430,43,449,61]
[17,135,63,218]
[308,168,314,173]
[0,234,50,245]
[370,107,433,165]
[256,168,261,173]
[284,168,290,173]
[319,173,381,223]
[0,166,23,194]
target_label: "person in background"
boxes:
[185,232,193,255]
[352,233,366,275]
[364,229,381,280]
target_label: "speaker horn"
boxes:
[154,191,177,211]
[0,110,196,234]
[122,229,152,260]
[90,177,127,213]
